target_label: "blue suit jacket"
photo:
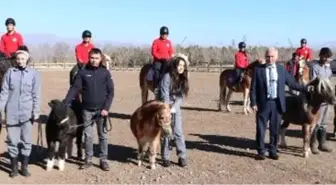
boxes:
[250,63,307,113]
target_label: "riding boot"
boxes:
[318,128,333,152]
[9,157,19,178]
[20,155,31,177]
[310,129,320,155]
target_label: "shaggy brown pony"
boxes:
[130,100,172,169]
[279,77,336,158]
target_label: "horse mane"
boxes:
[313,77,333,95]
[138,100,168,122]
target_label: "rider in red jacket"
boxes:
[0,18,24,59]
[151,26,174,93]
[233,42,249,90]
[75,30,94,65]
[296,38,312,62]
[70,30,94,86]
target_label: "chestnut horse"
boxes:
[279,77,336,158]
[218,60,263,114]
[130,100,172,169]
[139,53,190,104]
[297,59,310,85]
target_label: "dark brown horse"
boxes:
[279,77,336,158]
[139,53,190,105]
[218,60,263,114]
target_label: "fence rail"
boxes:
[30,61,288,72]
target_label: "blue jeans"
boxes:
[82,109,108,161]
[161,99,187,160]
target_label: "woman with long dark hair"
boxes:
[158,56,189,168]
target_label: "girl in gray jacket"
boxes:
[0,49,41,178]
[158,56,189,168]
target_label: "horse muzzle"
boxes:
[161,125,173,137]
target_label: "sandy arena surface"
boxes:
[0,71,336,184]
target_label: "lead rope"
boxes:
[95,114,113,133]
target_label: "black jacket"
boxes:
[64,64,114,111]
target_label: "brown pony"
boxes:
[130,100,172,169]
[279,77,336,158]
[218,60,263,114]
[139,53,190,104]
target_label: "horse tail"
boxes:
[139,63,151,104]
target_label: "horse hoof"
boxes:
[303,151,309,158]
[150,164,156,170]
[46,158,54,171]
[137,161,142,167]
[58,159,65,171]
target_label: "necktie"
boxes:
[269,66,276,98]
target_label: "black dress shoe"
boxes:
[255,154,266,160]
[162,160,171,167]
[269,153,279,160]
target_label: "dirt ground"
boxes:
[0,71,336,184]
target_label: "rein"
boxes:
[59,114,113,133]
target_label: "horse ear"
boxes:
[48,100,56,108]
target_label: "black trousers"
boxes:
[256,100,281,155]
[153,60,170,88]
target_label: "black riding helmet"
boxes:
[292,52,297,58]
[300,38,307,44]
[319,47,332,58]
[82,30,92,38]
[238,42,246,49]
[5,18,15,26]
[160,26,169,35]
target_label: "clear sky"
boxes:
[1,0,335,47]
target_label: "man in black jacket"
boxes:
[63,48,114,171]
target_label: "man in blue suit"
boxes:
[250,47,312,160]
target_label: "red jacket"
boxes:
[151,38,173,61]
[234,51,249,68]
[75,42,94,64]
[0,31,24,57]
[296,47,311,61]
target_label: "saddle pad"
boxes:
[146,68,154,81]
